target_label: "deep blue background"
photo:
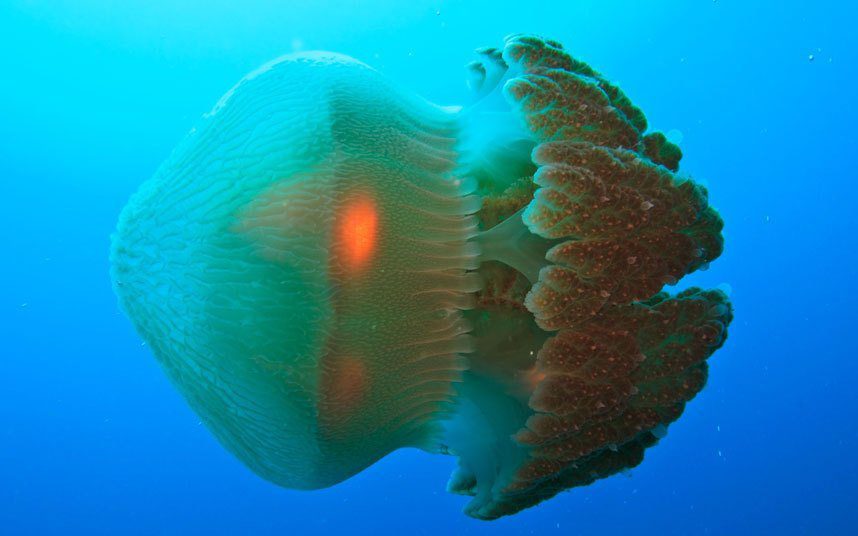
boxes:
[2,1,856,534]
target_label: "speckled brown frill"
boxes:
[456,34,732,520]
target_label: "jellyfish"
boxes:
[111,35,732,520]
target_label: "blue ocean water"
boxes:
[2,1,855,534]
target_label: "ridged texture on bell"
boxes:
[111,52,480,490]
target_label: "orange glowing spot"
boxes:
[336,195,378,271]
[319,355,367,426]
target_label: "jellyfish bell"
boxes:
[112,51,479,489]
[111,36,732,518]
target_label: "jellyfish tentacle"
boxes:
[462,288,731,519]
[447,461,479,496]
[513,289,731,482]
[500,33,682,165]
[467,47,507,98]
[501,34,647,150]
[643,131,683,172]
[464,34,718,327]
[521,141,724,329]
[502,33,647,138]
[441,35,732,520]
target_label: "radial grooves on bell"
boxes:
[411,214,480,242]
[115,114,336,484]
[409,290,476,312]
[155,63,334,226]
[316,78,482,458]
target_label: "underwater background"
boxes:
[1,1,855,534]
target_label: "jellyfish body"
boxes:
[111,36,732,519]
